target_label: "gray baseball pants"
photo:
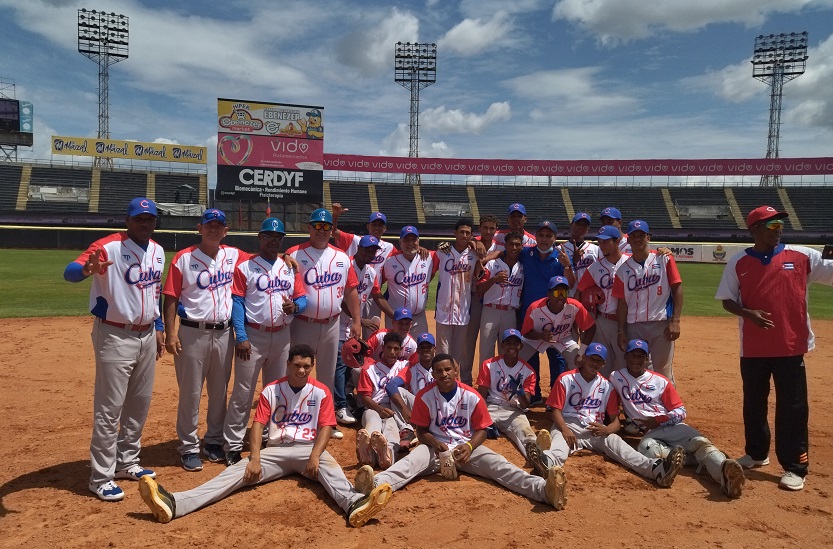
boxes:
[489,404,536,456]
[594,316,625,378]
[462,297,484,384]
[479,305,518,364]
[639,423,727,485]
[291,317,340,393]
[625,320,676,384]
[362,409,403,465]
[436,323,470,382]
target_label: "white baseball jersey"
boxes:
[609,368,686,426]
[410,381,492,450]
[232,255,304,327]
[562,241,602,295]
[480,258,523,309]
[476,356,536,407]
[334,230,396,267]
[521,297,595,353]
[163,244,244,322]
[396,361,434,396]
[381,250,439,315]
[620,235,632,254]
[475,236,504,254]
[434,246,478,325]
[546,369,620,426]
[339,259,381,340]
[253,377,337,445]
[494,229,537,248]
[612,253,682,323]
[577,254,630,315]
[287,243,358,319]
[357,359,409,406]
[73,233,165,325]
[366,328,418,362]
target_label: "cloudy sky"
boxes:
[1,0,832,185]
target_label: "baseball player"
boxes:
[64,197,165,501]
[561,212,602,297]
[386,332,436,423]
[353,353,567,510]
[476,329,539,460]
[381,226,439,337]
[610,339,746,499]
[331,203,396,268]
[138,344,393,527]
[521,276,596,390]
[288,208,362,398]
[334,235,395,426]
[223,217,306,466]
[613,220,683,384]
[356,332,410,469]
[599,206,631,254]
[435,218,483,383]
[493,203,537,248]
[532,342,685,490]
[364,307,418,362]
[575,225,629,377]
[163,208,243,471]
[715,205,833,491]
[477,230,524,360]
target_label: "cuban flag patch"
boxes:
[460,403,468,410]
[783,263,794,270]
[307,399,317,407]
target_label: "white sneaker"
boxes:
[737,454,770,469]
[89,480,125,502]
[336,407,357,425]
[331,428,344,440]
[779,472,805,491]
[114,464,156,481]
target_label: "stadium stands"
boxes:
[156,173,202,204]
[375,183,418,229]
[26,166,92,213]
[99,171,147,213]
[420,185,471,225]
[785,187,833,232]
[570,188,669,228]
[329,181,371,226]
[731,188,784,223]
[0,163,22,211]
[668,188,738,230]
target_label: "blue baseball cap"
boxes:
[585,342,608,361]
[259,217,285,234]
[358,235,381,248]
[508,203,527,216]
[400,226,419,238]
[536,220,557,233]
[600,206,622,220]
[393,307,413,321]
[127,197,158,217]
[501,328,523,342]
[416,333,436,347]
[201,208,227,225]
[596,225,621,240]
[572,212,591,224]
[548,275,570,290]
[307,108,322,118]
[368,212,387,224]
[627,220,650,234]
[309,208,333,224]
[626,339,650,354]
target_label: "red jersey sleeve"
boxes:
[356,367,374,396]
[292,270,306,299]
[660,381,685,413]
[576,269,596,291]
[345,262,359,289]
[572,300,595,331]
[232,263,247,297]
[545,374,567,409]
[612,274,625,299]
[475,359,492,388]
[665,255,682,285]
[252,390,272,425]
[605,387,621,418]
[470,391,492,431]
[522,362,536,393]
[370,276,381,296]
[334,230,355,252]
[318,385,337,428]
[73,236,114,274]
[521,307,535,334]
[162,261,183,298]
[430,252,440,276]
[409,389,431,428]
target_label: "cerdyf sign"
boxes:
[215,165,323,203]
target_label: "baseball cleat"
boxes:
[654,446,685,488]
[737,454,770,469]
[114,464,156,481]
[398,428,417,451]
[544,465,567,510]
[779,472,805,491]
[371,431,394,469]
[138,476,176,523]
[203,443,226,463]
[347,482,393,527]
[225,450,243,467]
[721,459,745,498]
[331,428,345,440]
[536,429,552,452]
[354,464,375,496]
[356,429,375,466]
[525,439,549,478]
[89,480,124,502]
[336,407,357,425]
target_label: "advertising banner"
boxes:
[51,135,207,164]
[217,133,323,169]
[215,165,322,203]
[217,99,324,140]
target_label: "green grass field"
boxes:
[1,250,831,319]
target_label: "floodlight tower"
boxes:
[0,77,18,162]
[395,42,437,185]
[752,32,808,187]
[78,9,129,168]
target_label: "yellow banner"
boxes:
[51,136,207,164]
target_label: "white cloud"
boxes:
[553,0,832,44]
[421,102,511,134]
[336,8,420,77]
[459,0,545,17]
[438,12,514,56]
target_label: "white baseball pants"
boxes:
[489,404,536,456]
[436,323,470,382]
[625,320,676,384]
[479,305,518,363]
[639,423,727,485]
[290,317,340,394]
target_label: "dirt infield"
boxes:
[1,316,832,548]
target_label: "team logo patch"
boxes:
[564,313,572,319]
[301,260,309,265]
[191,264,201,270]
[122,254,131,261]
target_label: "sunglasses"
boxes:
[550,288,569,298]
[259,233,283,242]
[311,222,333,231]
[763,219,784,230]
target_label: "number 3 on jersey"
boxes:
[300,427,317,441]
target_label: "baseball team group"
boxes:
[64,196,833,527]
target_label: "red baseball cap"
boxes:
[746,206,788,228]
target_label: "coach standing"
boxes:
[716,206,833,491]
[64,197,165,501]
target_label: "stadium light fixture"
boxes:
[395,42,437,185]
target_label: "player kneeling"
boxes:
[353,354,567,511]
[609,339,745,499]
[534,343,685,494]
[138,344,392,527]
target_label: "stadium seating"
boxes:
[0,163,22,211]
[99,171,147,213]
[375,183,418,230]
[156,174,202,204]
[668,188,738,230]
[779,187,833,233]
[731,188,784,223]
[569,188,670,228]
[26,166,92,213]
[329,181,371,227]
[420,185,471,226]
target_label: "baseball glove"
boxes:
[579,285,605,316]
[342,337,373,369]
[439,450,458,480]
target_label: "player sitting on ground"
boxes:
[137,344,393,527]
[609,339,746,499]
[364,307,418,361]
[356,332,410,469]
[533,343,685,494]
[352,354,568,511]
[385,332,437,451]
[475,329,540,463]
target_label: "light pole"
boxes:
[752,32,808,187]
[395,42,436,185]
[78,8,129,168]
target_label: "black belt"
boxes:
[180,318,230,331]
